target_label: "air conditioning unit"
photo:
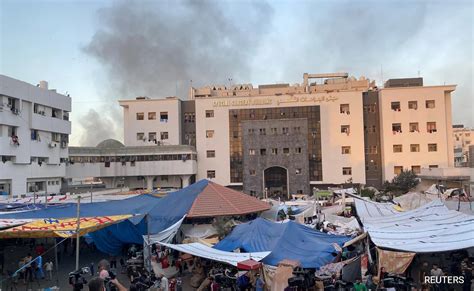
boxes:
[49,142,57,148]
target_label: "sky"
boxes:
[1,0,473,146]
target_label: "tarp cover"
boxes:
[354,198,402,223]
[361,200,474,252]
[159,242,271,267]
[214,218,350,268]
[0,215,131,238]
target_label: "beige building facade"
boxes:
[116,73,458,198]
[453,125,473,166]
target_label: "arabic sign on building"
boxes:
[212,95,339,108]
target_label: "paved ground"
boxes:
[0,239,194,291]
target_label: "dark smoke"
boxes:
[84,0,274,98]
[78,108,120,146]
[78,0,274,145]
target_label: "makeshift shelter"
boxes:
[214,218,350,268]
[359,200,474,252]
[354,198,403,223]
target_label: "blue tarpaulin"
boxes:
[214,218,351,268]
[0,180,210,255]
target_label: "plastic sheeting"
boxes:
[354,199,402,223]
[159,242,271,267]
[362,200,474,252]
[181,224,218,239]
[214,218,350,268]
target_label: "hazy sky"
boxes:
[1,0,472,146]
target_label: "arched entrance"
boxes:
[263,166,289,199]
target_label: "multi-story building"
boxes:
[66,139,197,190]
[453,124,473,166]
[85,73,459,198]
[0,75,71,197]
[378,78,456,182]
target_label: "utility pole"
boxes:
[75,196,81,270]
[313,187,320,223]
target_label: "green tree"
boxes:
[383,170,419,195]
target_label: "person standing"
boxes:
[430,264,444,291]
[158,273,169,291]
[24,253,33,282]
[44,260,53,280]
[255,273,265,291]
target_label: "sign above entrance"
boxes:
[212,95,339,107]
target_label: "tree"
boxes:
[383,170,419,195]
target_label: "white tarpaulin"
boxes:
[159,242,271,267]
[181,224,218,239]
[362,200,474,253]
[354,199,402,223]
[0,219,33,229]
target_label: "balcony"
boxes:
[31,114,71,134]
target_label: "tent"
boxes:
[214,218,350,268]
[360,200,474,252]
[354,198,402,223]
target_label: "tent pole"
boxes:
[75,196,81,270]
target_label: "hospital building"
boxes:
[110,73,457,198]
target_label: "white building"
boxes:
[66,139,197,190]
[0,75,71,197]
[453,125,473,166]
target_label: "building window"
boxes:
[393,144,403,153]
[248,128,255,134]
[295,147,302,154]
[341,146,351,154]
[283,148,290,154]
[148,112,156,120]
[31,130,39,141]
[293,126,301,133]
[131,161,136,167]
[136,112,144,120]
[392,123,402,133]
[411,165,421,174]
[365,146,377,154]
[250,190,257,196]
[427,122,437,133]
[429,165,438,169]
[206,150,215,158]
[282,127,289,134]
[428,143,438,152]
[408,101,418,110]
[341,125,350,134]
[391,101,401,111]
[342,167,352,175]
[105,161,110,168]
[340,104,350,114]
[426,100,435,109]
[406,143,420,153]
[249,149,256,155]
[260,148,266,156]
[160,112,168,122]
[259,128,266,135]
[394,166,403,175]
[148,132,156,141]
[160,132,169,140]
[364,104,376,113]
[296,168,302,175]
[206,130,214,138]
[184,112,195,123]
[271,128,278,134]
[207,170,216,179]
[271,148,278,155]
[205,110,214,118]
[137,132,145,141]
[409,122,419,132]
[410,144,420,152]
[249,169,256,176]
